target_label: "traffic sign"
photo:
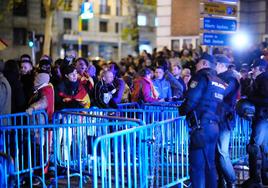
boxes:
[80,2,93,19]
[203,2,237,17]
[203,17,237,32]
[202,33,233,46]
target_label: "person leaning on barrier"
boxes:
[131,68,165,103]
[179,53,226,188]
[242,59,268,187]
[214,55,240,188]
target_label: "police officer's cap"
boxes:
[198,53,215,64]
[214,54,230,65]
[251,59,267,68]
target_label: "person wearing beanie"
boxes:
[0,61,11,115]
[20,54,31,62]
[38,59,52,74]
[26,73,54,121]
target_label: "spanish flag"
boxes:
[0,39,8,51]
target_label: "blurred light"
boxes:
[139,44,152,54]
[28,41,34,48]
[155,17,158,27]
[60,48,65,59]
[138,15,147,26]
[231,32,250,50]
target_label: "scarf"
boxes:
[144,77,159,99]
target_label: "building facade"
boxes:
[156,0,268,52]
[0,0,156,62]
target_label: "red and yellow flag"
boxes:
[0,39,8,51]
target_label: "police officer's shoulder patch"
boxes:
[190,81,198,88]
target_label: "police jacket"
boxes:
[180,68,226,123]
[218,70,240,110]
[218,70,240,129]
[249,71,268,119]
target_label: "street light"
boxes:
[231,31,250,51]
[78,1,94,57]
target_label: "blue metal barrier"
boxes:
[0,110,49,188]
[0,110,48,126]
[0,122,140,188]
[230,115,251,164]
[0,107,252,187]
[92,116,189,188]
[59,108,180,125]
[142,101,182,111]
[117,102,140,109]
[52,111,144,173]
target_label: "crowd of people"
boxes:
[0,42,268,187]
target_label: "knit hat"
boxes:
[38,59,51,73]
[34,73,50,88]
[62,64,76,75]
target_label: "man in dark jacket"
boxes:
[214,55,240,188]
[94,70,118,108]
[242,59,268,187]
[179,53,226,188]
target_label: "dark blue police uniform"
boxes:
[180,68,226,188]
[216,70,240,187]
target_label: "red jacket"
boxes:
[131,77,159,103]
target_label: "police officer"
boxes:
[242,59,268,187]
[214,55,240,188]
[179,53,226,188]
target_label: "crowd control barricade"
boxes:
[59,108,180,125]
[0,121,140,188]
[117,102,140,109]
[0,111,49,187]
[93,116,189,188]
[230,115,251,164]
[142,101,183,111]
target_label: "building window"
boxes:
[99,5,111,15]
[138,14,147,26]
[82,19,88,31]
[116,0,121,16]
[100,21,108,32]
[13,28,27,45]
[63,18,72,31]
[13,0,27,16]
[115,23,119,33]
[155,17,158,26]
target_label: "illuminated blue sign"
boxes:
[203,33,233,46]
[204,17,237,32]
[80,2,93,19]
